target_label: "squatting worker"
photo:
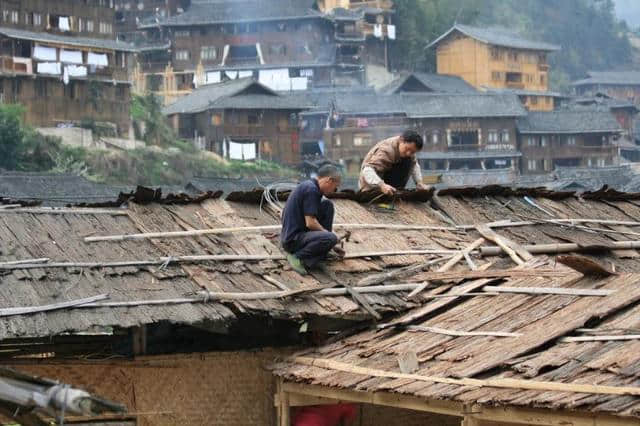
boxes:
[359,130,429,195]
[281,165,343,276]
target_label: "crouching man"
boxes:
[359,129,429,195]
[281,165,342,275]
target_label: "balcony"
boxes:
[0,56,33,74]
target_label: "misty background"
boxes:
[615,0,640,29]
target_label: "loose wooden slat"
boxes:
[482,286,614,297]
[408,325,522,338]
[407,238,485,300]
[480,240,640,256]
[476,225,532,265]
[291,356,640,396]
[0,208,128,215]
[355,256,452,287]
[559,335,640,343]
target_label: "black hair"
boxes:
[401,129,424,150]
[317,164,342,180]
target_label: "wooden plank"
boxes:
[475,225,532,265]
[356,256,452,287]
[292,356,640,396]
[408,325,522,338]
[482,286,613,297]
[557,255,617,277]
[480,240,640,256]
[0,294,109,317]
[0,208,128,215]
[407,238,485,300]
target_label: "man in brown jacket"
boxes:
[359,130,428,195]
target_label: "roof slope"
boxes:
[380,72,477,95]
[572,71,640,86]
[517,110,623,134]
[148,0,322,27]
[274,188,640,419]
[333,93,527,117]
[428,24,560,51]
[0,26,137,52]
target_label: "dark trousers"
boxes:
[383,157,413,189]
[283,198,337,268]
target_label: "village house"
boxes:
[0,185,640,425]
[307,77,526,186]
[163,78,315,165]
[114,0,190,40]
[572,71,640,104]
[517,110,623,174]
[428,24,561,111]
[0,0,137,136]
[133,0,395,104]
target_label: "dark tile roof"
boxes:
[572,71,640,86]
[327,7,364,21]
[0,26,137,52]
[334,93,527,118]
[147,0,323,27]
[428,24,560,51]
[380,72,477,95]
[517,111,623,134]
[485,87,562,98]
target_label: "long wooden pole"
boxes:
[480,240,640,256]
[291,356,640,396]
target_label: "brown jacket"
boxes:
[358,136,417,191]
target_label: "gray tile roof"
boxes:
[333,93,526,118]
[380,72,477,95]
[0,26,137,52]
[517,111,623,134]
[328,7,364,21]
[484,87,562,98]
[147,0,323,27]
[428,24,560,51]
[163,78,316,115]
[572,71,640,86]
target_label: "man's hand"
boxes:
[332,246,345,258]
[416,183,432,191]
[380,183,396,196]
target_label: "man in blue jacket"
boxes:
[281,165,342,275]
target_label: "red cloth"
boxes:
[293,403,357,426]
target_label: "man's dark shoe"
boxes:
[287,253,307,275]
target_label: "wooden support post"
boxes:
[277,379,291,426]
[131,325,147,356]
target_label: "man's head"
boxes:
[316,164,342,195]
[398,130,424,158]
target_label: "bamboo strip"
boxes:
[291,356,640,396]
[0,294,109,317]
[0,258,49,266]
[482,286,613,296]
[559,335,640,343]
[0,208,128,215]
[480,240,640,256]
[408,325,521,338]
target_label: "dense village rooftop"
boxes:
[0,26,138,52]
[517,110,624,134]
[380,72,477,95]
[572,71,640,86]
[427,23,561,51]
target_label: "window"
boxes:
[508,51,519,61]
[490,47,502,60]
[353,133,372,146]
[527,136,536,146]
[201,46,217,61]
[530,96,538,105]
[116,85,126,100]
[176,50,190,61]
[566,136,576,145]
[175,30,190,38]
[540,136,548,147]
[78,17,83,32]
[9,11,18,24]
[86,20,94,32]
[248,113,260,125]
[491,71,502,82]
[488,130,499,143]
[276,22,287,32]
[333,134,341,147]
[33,13,42,26]
[501,130,510,143]
[99,22,112,34]
[540,74,546,85]
[527,160,537,171]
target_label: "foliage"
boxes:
[392,0,633,89]
[0,104,25,170]
[131,93,178,147]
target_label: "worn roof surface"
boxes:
[147,0,322,27]
[0,26,137,52]
[380,72,477,95]
[428,24,560,51]
[273,187,640,419]
[572,71,640,86]
[517,110,623,134]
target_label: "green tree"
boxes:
[0,104,25,170]
[131,93,176,147]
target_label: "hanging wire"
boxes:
[261,182,298,215]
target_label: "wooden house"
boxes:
[163,78,314,165]
[517,110,623,174]
[572,71,640,105]
[0,0,136,135]
[428,24,560,111]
